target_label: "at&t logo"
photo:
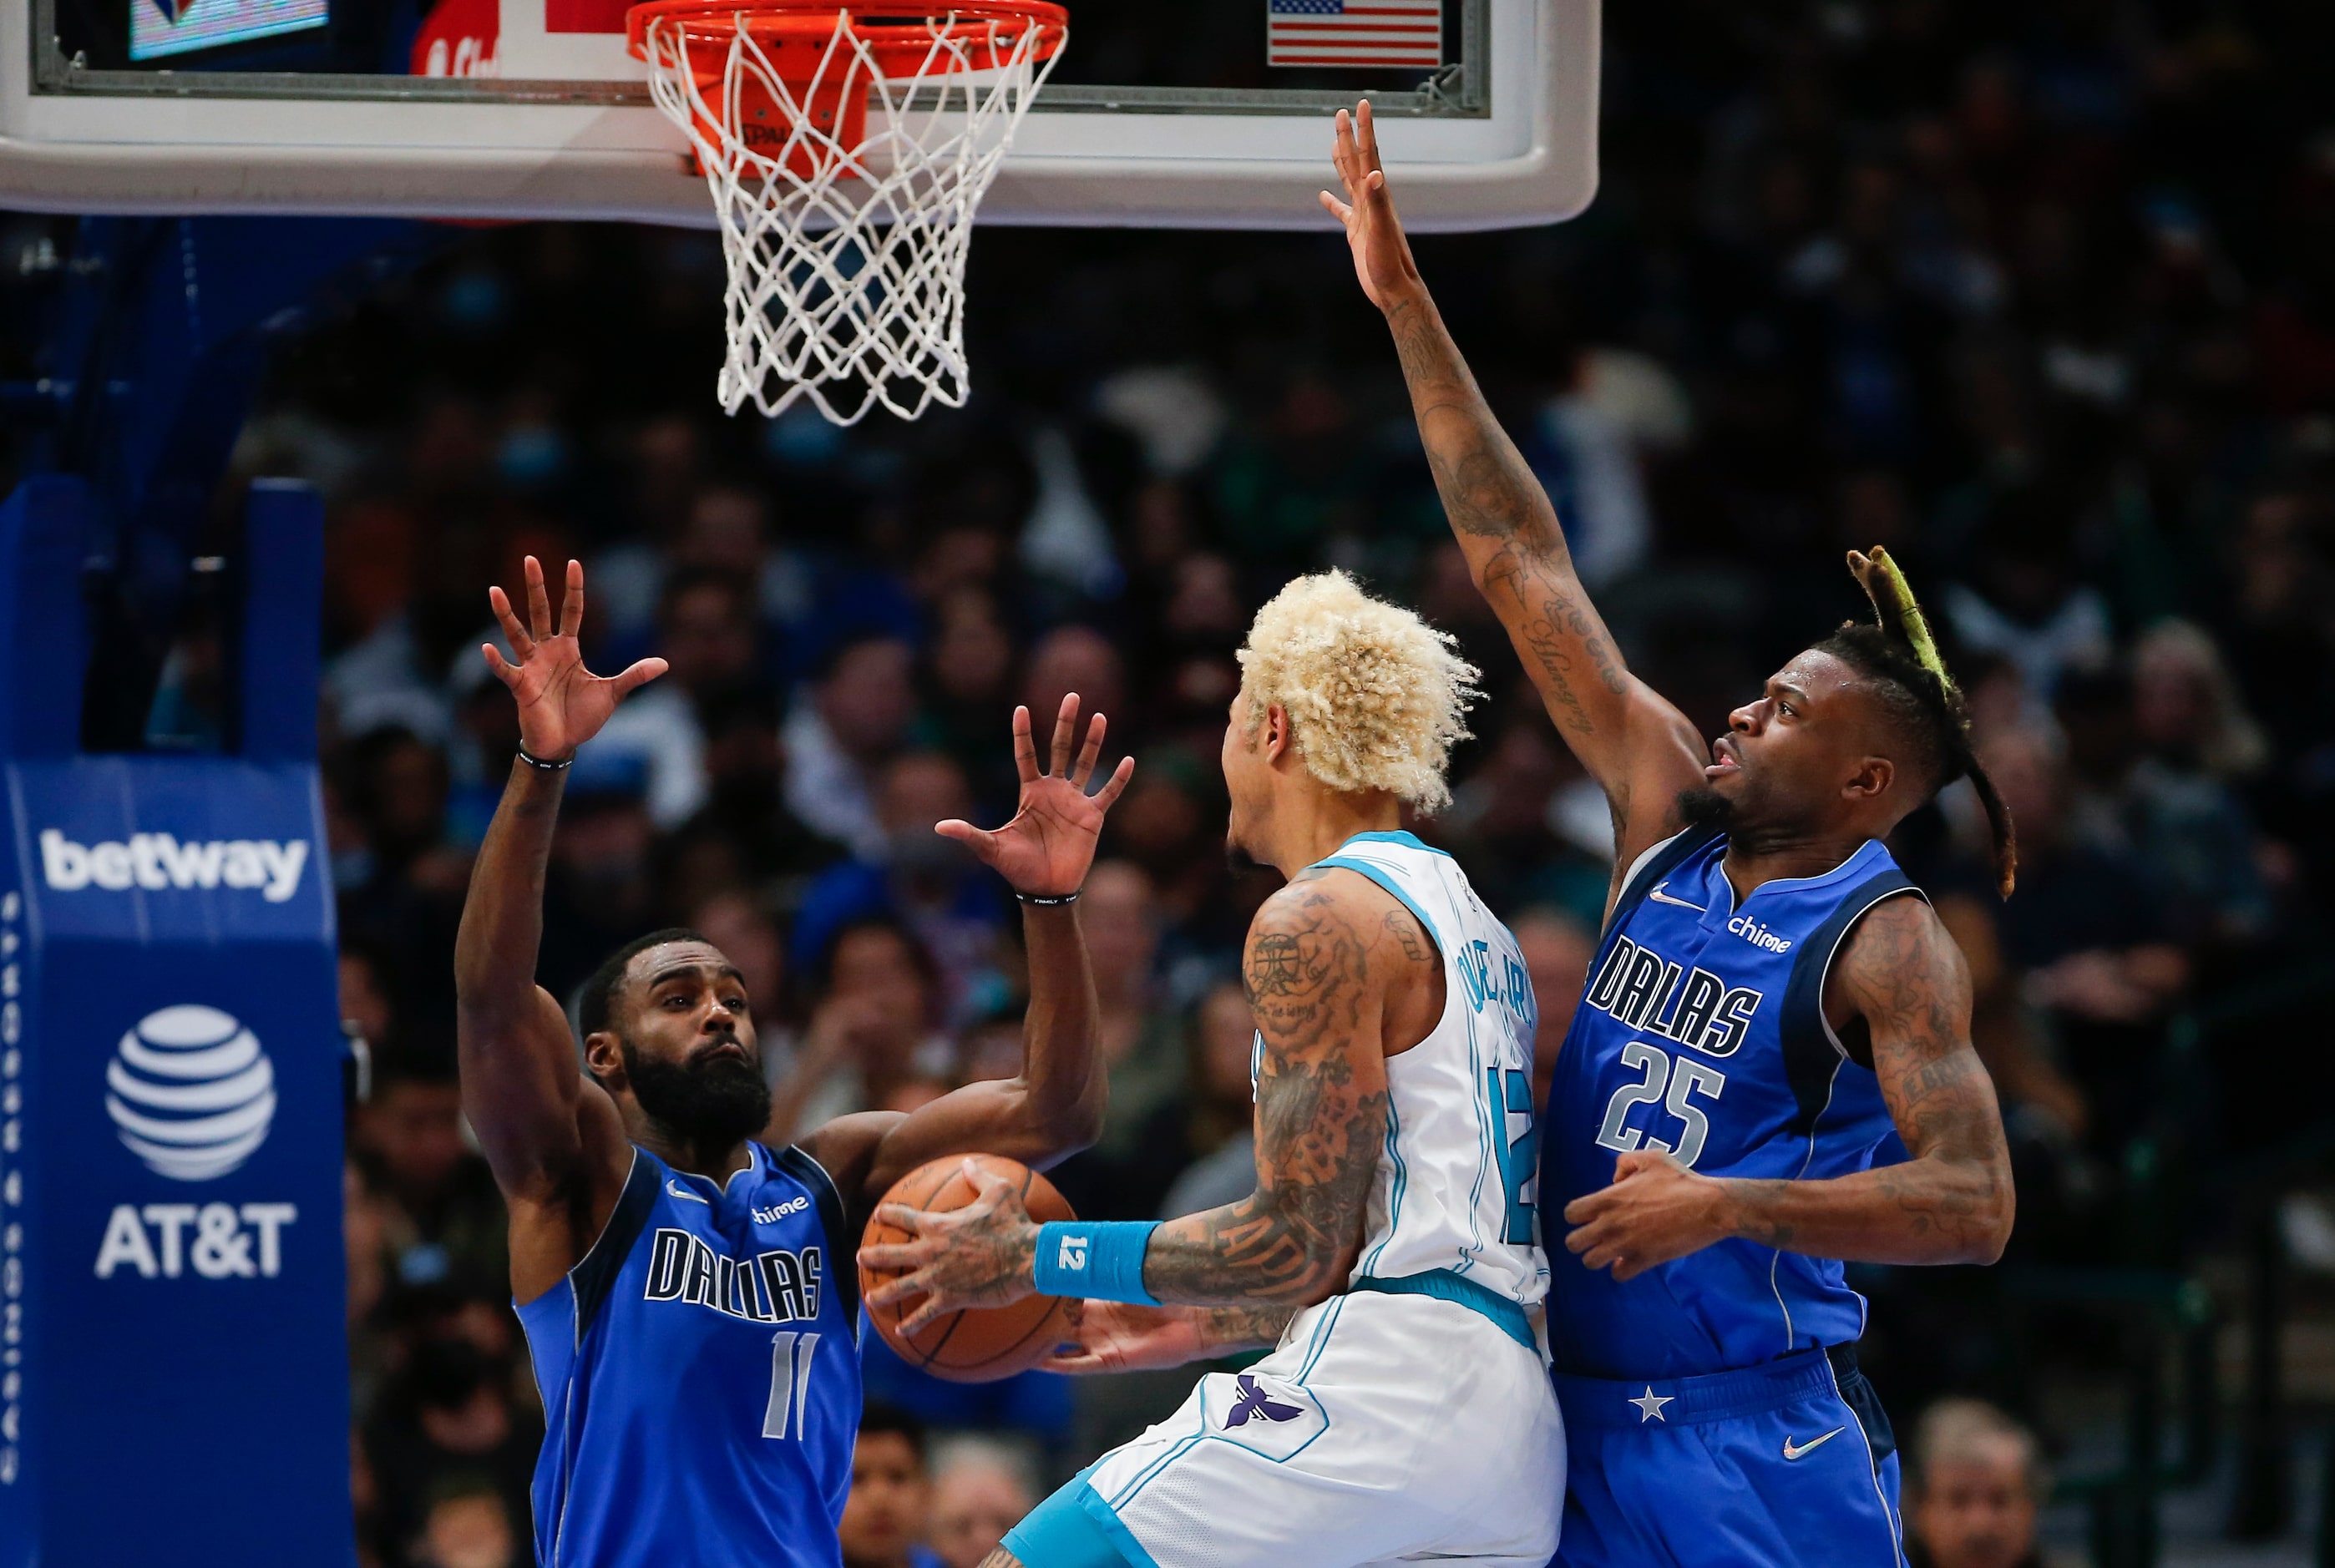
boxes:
[104,1005,276,1181]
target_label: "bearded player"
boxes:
[861,571,1566,1568]
[1324,102,2016,1565]
[453,557,1131,1568]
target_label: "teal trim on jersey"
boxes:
[1004,1479,1161,1568]
[1350,1269,1535,1351]
[1312,855,1445,955]
[1341,828,1457,860]
[1360,1095,1408,1274]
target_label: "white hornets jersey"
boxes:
[1304,830,1549,1333]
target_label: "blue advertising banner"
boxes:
[0,478,351,1564]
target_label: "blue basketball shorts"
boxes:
[1552,1343,1904,1568]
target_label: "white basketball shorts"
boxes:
[1052,1288,1565,1568]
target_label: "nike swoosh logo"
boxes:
[1783,1426,1847,1460]
[1648,885,1707,911]
[666,1181,710,1205]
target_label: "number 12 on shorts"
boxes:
[1594,1042,1726,1167]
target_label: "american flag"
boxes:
[1268,0,1444,70]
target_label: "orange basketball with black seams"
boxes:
[858,1154,1076,1383]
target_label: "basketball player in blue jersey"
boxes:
[453,556,1132,1568]
[1324,103,2018,1566]
[862,570,1567,1568]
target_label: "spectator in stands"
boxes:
[366,1337,538,1560]
[791,750,1013,1024]
[352,1060,507,1297]
[1907,1399,2048,1568]
[410,1476,521,1568]
[661,682,846,908]
[840,1403,946,1568]
[927,1439,1038,1568]
[785,635,920,863]
[1510,908,1597,1108]
[767,917,954,1138]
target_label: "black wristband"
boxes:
[1016,889,1080,907]
[517,746,574,771]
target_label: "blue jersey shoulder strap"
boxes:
[1777,868,1925,1136]
[571,1150,662,1345]
[1610,824,1725,924]
[767,1142,861,1338]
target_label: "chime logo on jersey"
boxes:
[1583,935,1765,1059]
[642,1228,823,1324]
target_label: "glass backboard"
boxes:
[0,0,1598,228]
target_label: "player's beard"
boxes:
[1676,787,1735,829]
[623,1041,772,1149]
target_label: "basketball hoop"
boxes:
[626,1,1068,424]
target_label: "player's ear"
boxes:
[1263,703,1295,766]
[583,1031,628,1087]
[1846,754,1894,802]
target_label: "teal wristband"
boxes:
[1034,1221,1160,1306]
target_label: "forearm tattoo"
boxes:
[1141,881,1392,1305]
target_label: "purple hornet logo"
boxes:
[1223,1374,1305,1429]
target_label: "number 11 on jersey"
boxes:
[763,1330,821,1440]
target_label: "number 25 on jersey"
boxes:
[1593,1042,1726,1168]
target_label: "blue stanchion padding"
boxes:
[0,475,351,1565]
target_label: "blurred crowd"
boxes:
[194,1,2335,1562]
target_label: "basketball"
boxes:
[859,1154,1076,1383]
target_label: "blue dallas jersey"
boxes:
[516,1141,862,1568]
[1542,825,1923,1381]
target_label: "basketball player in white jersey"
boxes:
[861,570,1566,1568]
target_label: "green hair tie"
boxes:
[1847,548,1952,695]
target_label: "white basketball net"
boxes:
[637,8,1062,424]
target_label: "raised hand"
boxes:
[857,1161,1041,1336]
[938,695,1134,899]
[480,556,667,762]
[1319,100,1426,312]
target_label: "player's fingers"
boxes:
[1357,97,1383,169]
[1092,754,1137,811]
[1320,190,1355,225]
[607,657,668,697]
[488,585,535,658]
[1561,1190,1612,1226]
[933,820,998,855]
[871,1201,940,1236]
[482,645,519,689]
[523,555,554,641]
[1040,1349,1110,1374]
[1071,712,1106,789]
[1011,705,1039,784]
[559,558,585,639]
[857,1267,914,1304]
[1048,693,1079,778]
[897,1295,957,1338]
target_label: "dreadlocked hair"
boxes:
[1810,549,2018,899]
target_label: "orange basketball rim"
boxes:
[620,0,1068,423]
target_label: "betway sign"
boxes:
[40,831,309,903]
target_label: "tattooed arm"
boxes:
[859,872,1425,1333]
[1321,103,1704,883]
[1562,897,2013,1278]
[1135,875,1395,1303]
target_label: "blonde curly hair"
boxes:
[1236,570,1480,813]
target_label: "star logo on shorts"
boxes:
[1224,1374,1304,1429]
[1628,1386,1674,1423]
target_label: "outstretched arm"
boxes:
[798,697,1133,1210]
[1323,103,1706,881]
[859,873,1411,1334]
[1561,897,2013,1277]
[453,558,666,1301]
